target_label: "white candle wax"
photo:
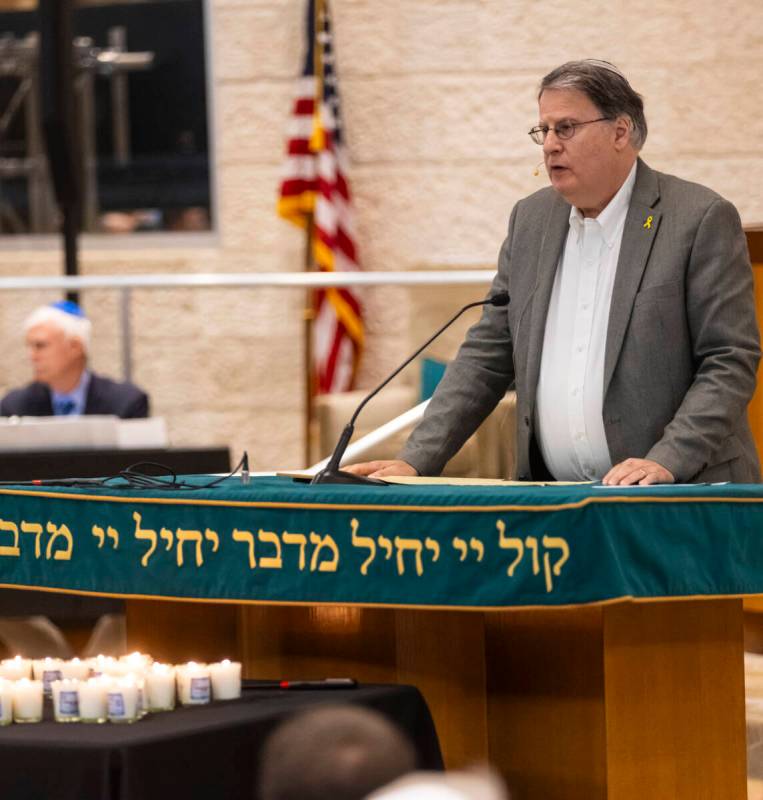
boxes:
[51,679,80,722]
[107,678,140,723]
[32,657,64,694]
[209,660,242,700]
[12,679,43,723]
[87,655,117,678]
[177,662,211,705]
[78,678,108,723]
[61,658,91,681]
[120,651,153,671]
[146,664,176,711]
[0,679,13,725]
[0,656,32,681]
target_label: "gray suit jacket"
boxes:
[400,159,761,483]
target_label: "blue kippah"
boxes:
[50,300,86,318]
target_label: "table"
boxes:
[0,476,760,799]
[0,682,441,800]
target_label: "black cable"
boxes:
[0,451,249,491]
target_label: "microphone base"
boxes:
[311,468,388,486]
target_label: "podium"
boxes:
[0,476,756,799]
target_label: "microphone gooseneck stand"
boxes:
[311,291,510,485]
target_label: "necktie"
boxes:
[55,398,76,416]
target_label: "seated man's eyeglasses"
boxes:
[528,117,610,145]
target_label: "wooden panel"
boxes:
[484,607,607,800]
[603,599,747,800]
[125,600,240,663]
[394,609,487,769]
[239,604,397,683]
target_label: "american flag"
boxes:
[277,0,364,394]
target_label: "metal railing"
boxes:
[0,269,495,381]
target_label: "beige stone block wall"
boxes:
[0,0,760,469]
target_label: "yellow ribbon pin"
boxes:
[643,215,653,229]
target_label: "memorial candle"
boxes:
[32,657,63,694]
[51,679,80,723]
[209,660,242,700]
[177,662,211,705]
[145,663,176,711]
[12,679,43,723]
[107,677,140,723]
[0,655,32,681]
[78,678,108,723]
[61,658,91,681]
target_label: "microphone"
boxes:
[533,161,545,177]
[311,291,510,485]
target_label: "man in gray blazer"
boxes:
[348,60,760,485]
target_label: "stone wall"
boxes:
[0,0,760,468]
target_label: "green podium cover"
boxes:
[0,476,761,609]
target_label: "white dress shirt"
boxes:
[535,162,637,481]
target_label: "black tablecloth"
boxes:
[0,682,443,800]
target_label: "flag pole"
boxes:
[303,216,315,467]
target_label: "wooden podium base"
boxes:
[127,597,746,799]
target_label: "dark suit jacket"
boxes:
[0,372,149,419]
[400,159,761,483]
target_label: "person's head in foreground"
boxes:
[23,300,91,393]
[258,705,417,800]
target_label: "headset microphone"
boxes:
[533,161,545,177]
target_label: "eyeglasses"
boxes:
[528,117,610,145]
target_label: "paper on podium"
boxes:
[276,471,590,487]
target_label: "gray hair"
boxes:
[24,305,91,353]
[539,60,647,150]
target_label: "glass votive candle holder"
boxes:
[61,658,91,681]
[107,677,140,723]
[32,657,64,695]
[51,679,80,723]
[78,678,108,724]
[12,679,43,723]
[0,678,14,725]
[176,662,211,706]
[146,663,176,712]
[0,655,32,681]
[209,660,242,700]
[87,655,116,678]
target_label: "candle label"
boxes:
[108,692,125,717]
[190,677,210,702]
[43,669,62,692]
[59,691,79,716]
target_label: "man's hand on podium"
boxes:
[342,460,419,480]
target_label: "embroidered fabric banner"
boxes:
[0,477,761,609]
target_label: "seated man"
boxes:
[1,300,148,418]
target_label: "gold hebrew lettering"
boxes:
[133,512,157,568]
[350,518,375,575]
[232,529,255,568]
[204,529,219,553]
[497,520,523,577]
[377,535,393,560]
[45,522,73,561]
[160,528,174,551]
[524,536,540,575]
[106,527,119,549]
[0,519,20,557]
[452,537,468,562]
[394,536,423,576]
[309,532,339,573]
[282,531,308,571]
[91,525,105,549]
[21,521,43,558]
[542,535,570,593]
[257,529,282,569]
[176,529,203,567]
[424,537,440,562]
[469,537,484,562]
